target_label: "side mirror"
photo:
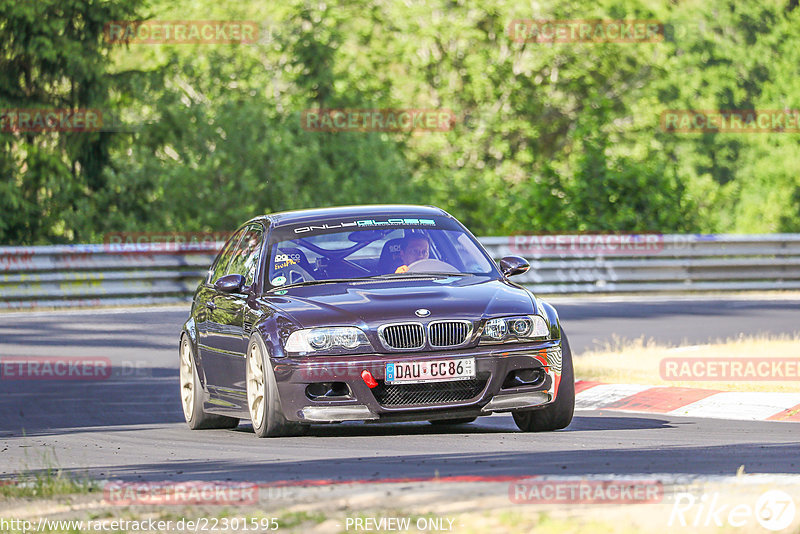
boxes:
[499,256,530,277]
[214,273,245,293]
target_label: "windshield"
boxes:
[265,216,498,288]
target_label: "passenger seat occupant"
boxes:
[395,236,430,273]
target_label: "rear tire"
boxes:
[246,335,308,438]
[179,335,240,430]
[512,330,575,432]
[429,417,477,425]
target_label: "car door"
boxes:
[201,223,264,406]
[196,227,244,379]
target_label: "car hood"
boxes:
[258,276,538,328]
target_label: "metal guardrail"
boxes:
[0,243,218,309]
[1,234,800,308]
[481,234,800,294]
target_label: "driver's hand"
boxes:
[395,265,409,273]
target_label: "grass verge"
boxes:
[574,332,800,392]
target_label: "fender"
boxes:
[182,317,198,346]
[180,317,209,390]
[537,299,562,341]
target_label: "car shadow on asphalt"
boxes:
[0,364,674,438]
[225,414,674,438]
[32,440,800,483]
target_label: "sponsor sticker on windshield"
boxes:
[275,253,300,262]
[293,218,436,234]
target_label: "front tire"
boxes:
[179,335,239,430]
[512,330,575,432]
[246,335,307,438]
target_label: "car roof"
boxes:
[250,205,451,228]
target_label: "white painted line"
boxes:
[545,293,800,304]
[668,392,800,421]
[575,384,652,410]
[0,304,189,317]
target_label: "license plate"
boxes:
[385,358,476,385]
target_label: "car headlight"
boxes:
[479,315,549,343]
[285,327,370,355]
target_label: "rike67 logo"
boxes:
[669,490,796,531]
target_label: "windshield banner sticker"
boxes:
[293,218,435,234]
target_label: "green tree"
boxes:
[0,0,149,244]
[3,0,799,244]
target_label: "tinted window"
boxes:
[208,228,245,284]
[265,216,498,288]
[226,224,264,285]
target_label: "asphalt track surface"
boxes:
[1,297,798,482]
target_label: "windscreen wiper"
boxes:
[271,277,373,290]
[269,272,472,291]
[371,272,471,279]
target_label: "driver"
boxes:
[395,235,430,273]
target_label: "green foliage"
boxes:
[0,0,148,243]
[1,0,799,244]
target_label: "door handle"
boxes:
[206,301,216,310]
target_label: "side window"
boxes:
[208,228,245,284]
[226,224,264,286]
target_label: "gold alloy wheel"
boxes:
[247,341,266,429]
[179,338,194,421]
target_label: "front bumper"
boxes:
[272,341,563,423]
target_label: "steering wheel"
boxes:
[406,259,459,273]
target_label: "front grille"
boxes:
[428,321,471,347]
[380,323,425,350]
[372,375,489,406]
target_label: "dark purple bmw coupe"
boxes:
[179,205,574,437]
